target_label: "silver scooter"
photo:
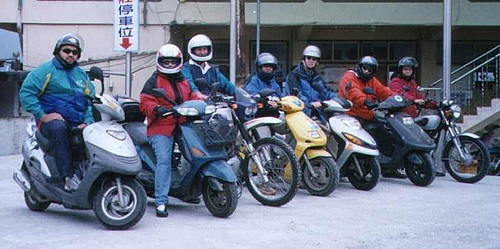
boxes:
[13,67,146,230]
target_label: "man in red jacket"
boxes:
[338,56,409,179]
[139,44,200,218]
[389,57,436,118]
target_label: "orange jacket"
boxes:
[338,70,395,120]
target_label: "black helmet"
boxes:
[255,52,278,81]
[355,56,378,82]
[52,33,84,58]
[397,56,418,80]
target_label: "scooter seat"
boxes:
[35,130,52,153]
[123,122,148,145]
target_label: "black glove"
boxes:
[154,105,171,117]
[364,99,378,110]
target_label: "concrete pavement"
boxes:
[0,154,499,249]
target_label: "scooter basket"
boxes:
[192,119,238,147]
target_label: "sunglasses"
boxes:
[305,56,319,61]
[62,48,80,56]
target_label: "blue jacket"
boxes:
[181,61,235,96]
[285,63,337,116]
[244,74,286,97]
[19,58,95,126]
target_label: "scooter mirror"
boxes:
[88,66,104,81]
[259,88,277,98]
[402,85,410,92]
[194,78,209,88]
[211,82,221,93]
[291,87,300,96]
[363,87,375,95]
[311,81,323,93]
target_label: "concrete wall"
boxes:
[0,117,32,156]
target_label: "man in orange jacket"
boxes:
[338,56,407,179]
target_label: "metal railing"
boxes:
[427,44,500,116]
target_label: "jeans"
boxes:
[40,120,73,178]
[149,134,174,206]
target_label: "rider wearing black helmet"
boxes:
[19,33,95,192]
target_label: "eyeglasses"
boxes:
[62,48,80,56]
[305,56,319,61]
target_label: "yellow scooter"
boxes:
[259,92,339,196]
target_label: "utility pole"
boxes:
[443,0,452,100]
[236,0,247,86]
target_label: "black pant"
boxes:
[40,120,73,178]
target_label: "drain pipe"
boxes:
[443,0,452,100]
[17,0,23,52]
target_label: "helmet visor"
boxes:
[159,57,182,69]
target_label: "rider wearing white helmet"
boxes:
[139,44,201,218]
[181,34,236,99]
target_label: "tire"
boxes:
[243,137,300,207]
[302,157,339,196]
[92,178,147,230]
[405,152,436,187]
[202,179,238,218]
[346,156,380,191]
[443,136,491,183]
[24,191,50,212]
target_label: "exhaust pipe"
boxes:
[13,169,31,192]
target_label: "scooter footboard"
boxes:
[200,160,238,183]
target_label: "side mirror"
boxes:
[211,82,221,93]
[194,78,209,88]
[259,88,278,98]
[89,66,104,81]
[311,81,323,93]
[363,87,375,95]
[402,85,410,92]
[291,87,299,96]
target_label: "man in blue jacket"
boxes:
[285,45,337,116]
[244,52,286,118]
[19,33,95,192]
[181,34,235,98]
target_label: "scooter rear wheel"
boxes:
[405,152,436,186]
[202,179,238,218]
[243,137,300,207]
[93,177,146,230]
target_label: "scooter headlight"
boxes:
[450,104,462,119]
[176,107,199,116]
[106,130,126,141]
[308,130,321,139]
[205,105,216,115]
[340,118,361,130]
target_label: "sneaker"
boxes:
[156,204,169,218]
[382,169,407,179]
[257,183,277,195]
[436,171,446,177]
[64,174,80,192]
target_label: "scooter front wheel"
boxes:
[346,156,380,191]
[24,191,50,212]
[443,136,491,183]
[405,152,436,187]
[243,137,300,207]
[92,177,146,230]
[302,157,339,196]
[202,179,238,218]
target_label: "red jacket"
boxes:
[389,76,436,118]
[338,70,394,120]
[139,72,200,137]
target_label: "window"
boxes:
[334,42,358,61]
[307,42,333,62]
[389,42,416,61]
[362,42,388,61]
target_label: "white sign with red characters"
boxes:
[114,0,139,52]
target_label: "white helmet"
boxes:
[302,45,321,59]
[156,44,183,74]
[187,34,213,62]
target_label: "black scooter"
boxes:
[362,88,436,186]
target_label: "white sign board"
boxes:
[114,0,139,52]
